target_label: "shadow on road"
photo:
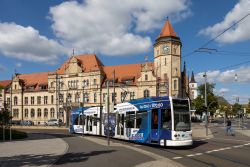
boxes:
[54,150,116,165]
[0,150,116,167]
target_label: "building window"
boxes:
[13,109,19,118]
[143,89,150,98]
[59,108,64,118]
[14,96,18,105]
[50,108,55,118]
[112,92,117,103]
[24,109,28,118]
[31,96,35,105]
[75,93,80,103]
[165,58,167,66]
[37,108,42,117]
[37,96,41,105]
[93,79,97,85]
[51,95,54,104]
[121,92,127,102]
[130,92,135,100]
[174,80,177,90]
[31,109,35,118]
[94,92,97,103]
[15,84,17,90]
[67,93,72,102]
[83,92,89,103]
[59,94,64,104]
[103,93,107,103]
[7,98,10,105]
[24,97,28,105]
[44,108,48,118]
[44,96,48,104]
[145,74,148,81]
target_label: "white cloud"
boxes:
[49,0,191,56]
[195,66,250,84]
[219,88,230,94]
[199,0,250,44]
[0,22,67,64]
[16,62,22,67]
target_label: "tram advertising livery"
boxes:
[69,96,193,147]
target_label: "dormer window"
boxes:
[145,74,148,81]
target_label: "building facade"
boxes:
[1,20,190,125]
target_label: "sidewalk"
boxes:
[0,133,68,167]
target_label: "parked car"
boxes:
[20,120,34,126]
[45,119,62,126]
[11,120,21,126]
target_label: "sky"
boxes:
[0,0,249,104]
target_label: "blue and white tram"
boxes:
[70,96,193,146]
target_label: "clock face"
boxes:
[162,45,169,54]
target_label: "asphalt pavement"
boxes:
[1,121,249,167]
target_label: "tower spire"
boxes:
[158,19,177,38]
[190,71,196,83]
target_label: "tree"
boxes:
[192,82,218,116]
[232,103,242,116]
[247,101,250,114]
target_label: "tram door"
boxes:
[117,114,125,137]
[151,109,160,142]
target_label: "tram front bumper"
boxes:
[161,139,193,146]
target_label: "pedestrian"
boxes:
[226,118,232,135]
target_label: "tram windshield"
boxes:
[172,99,191,131]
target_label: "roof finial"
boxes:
[72,48,75,56]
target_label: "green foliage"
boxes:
[192,82,218,116]
[247,101,250,114]
[0,111,11,127]
[232,103,242,115]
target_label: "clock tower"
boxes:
[154,19,182,97]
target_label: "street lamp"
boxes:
[82,82,87,137]
[203,72,208,136]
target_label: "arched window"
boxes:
[94,92,97,103]
[145,74,148,81]
[14,96,18,105]
[31,109,35,118]
[44,108,48,118]
[15,84,17,90]
[37,108,42,117]
[67,93,72,102]
[83,92,89,102]
[75,93,80,103]
[50,108,55,118]
[143,89,150,98]
[13,109,19,118]
[174,80,177,90]
[59,108,64,117]
[24,109,29,118]
[51,95,54,104]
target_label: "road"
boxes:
[18,124,250,167]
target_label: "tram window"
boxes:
[94,114,97,126]
[86,116,89,131]
[74,115,79,125]
[126,112,135,128]
[136,111,147,129]
[161,109,172,130]
[79,115,85,125]
[151,109,158,129]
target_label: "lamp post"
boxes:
[106,80,110,146]
[203,72,208,136]
[82,83,86,137]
